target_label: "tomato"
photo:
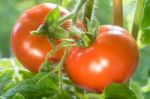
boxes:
[11,3,84,73]
[65,25,138,92]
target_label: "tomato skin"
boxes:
[11,3,84,73]
[65,25,138,92]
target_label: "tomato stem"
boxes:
[45,41,68,62]
[44,41,71,94]
[44,40,74,63]
[112,0,123,27]
[53,0,87,28]
[82,0,96,28]
[48,36,55,48]
[58,13,74,25]
[57,47,70,94]
[72,0,87,25]
[131,0,145,40]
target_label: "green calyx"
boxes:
[77,33,96,48]
[31,6,71,39]
[76,18,99,48]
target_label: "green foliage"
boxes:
[140,0,150,44]
[46,7,60,25]
[32,7,68,39]
[132,45,150,99]
[2,73,58,99]
[12,93,25,99]
[129,81,144,99]
[104,83,137,99]
[133,46,150,85]
[0,70,13,94]
[0,58,144,99]
[0,59,12,70]
[40,62,53,73]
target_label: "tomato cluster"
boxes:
[11,3,138,92]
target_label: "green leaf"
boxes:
[129,80,144,99]
[2,73,58,99]
[40,62,53,73]
[141,79,150,92]
[82,0,95,28]
[41,97,49,99]
[45,6,60,25]
[83,34,92,48]
[58,91,71,99]
[85,93,103,99]
[132,45,150,99]
[141,79,150,99]
[0,70,13,94]
[12,93,25,99]
[104,83,137,99]
[50,91,71,99]
[32,24,67,39]
[75,93,86,99]
[2,82,16,94]
[48,27,68,39]
[75,92,104,99]
[132,45,150,85]
[69,26,84,38]
[140,0,150,44]
[31,24,49,35]
[0,59,12,70]
[86,18,92,33]
[78,33,95,48]
[74,86,84,94]
[18,70,35,80]
[86,18,100,34]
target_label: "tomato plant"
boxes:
[11,3,84,73]
[0,0,149,98]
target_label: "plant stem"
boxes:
[131,0,145,40]
[57,0,87,27]
[58,47,70,94]
[48,36,55,48]
[45,41,68,62]
[72,0,87,25]
[82,0,95,28]
[113,0,123,27]
[44,41,70,94]
[58,13,74,25]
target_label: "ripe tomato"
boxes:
[11,3,84,73]
[65,25,138,92]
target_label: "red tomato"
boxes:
[65,25,138,92]
[11,3,84,73]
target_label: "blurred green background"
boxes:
[0,0,136,58]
